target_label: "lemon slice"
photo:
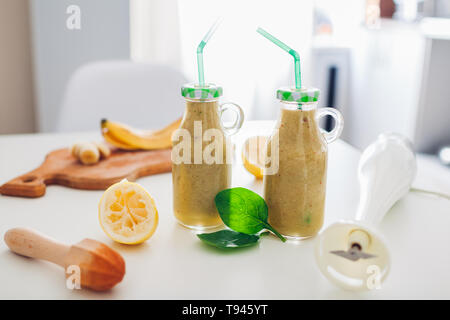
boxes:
[99,180,158,244]
[242,136,267,179]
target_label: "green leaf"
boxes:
[197,230,261,249]
[214,188,286,242]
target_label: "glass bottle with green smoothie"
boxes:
[172,83,244,230]
[256,27,344,240]
[263,87,344,239]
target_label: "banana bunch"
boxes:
[101,118,181,150]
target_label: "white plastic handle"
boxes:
[219,102,244,136]
[315,107,344,144]
[355,133,417,226]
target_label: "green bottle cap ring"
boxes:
[181,83,223,100]
[277,87,320,103]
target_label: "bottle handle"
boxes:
[315,107,344,144]
[219,102,244,136]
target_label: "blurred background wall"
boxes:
[29,0,130,132]
[0,0,449,155]
[0,0,35,134]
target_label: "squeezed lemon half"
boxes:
[98,179,158,244]
[242,136,267,179]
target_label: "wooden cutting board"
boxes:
[0,148,172,198]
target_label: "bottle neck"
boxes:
[279,101,318,111]
[184,98,219,114]
[182,98,221,127]
[184,97,219,103]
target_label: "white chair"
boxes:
[56,60,187,132]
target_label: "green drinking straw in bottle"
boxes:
[197,18,223,87]
[256,27,302,89]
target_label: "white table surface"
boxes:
[0,121,449,300]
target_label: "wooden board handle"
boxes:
[4,228,69,267]
[0,171,47,198]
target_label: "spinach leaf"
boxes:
[214,187,286,242]
[197,230,261,248]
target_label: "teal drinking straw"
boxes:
[256,27,302,89]
[197,18,223,87]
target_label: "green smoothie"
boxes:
[264,104,327,238]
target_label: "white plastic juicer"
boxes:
[315,133,417,290]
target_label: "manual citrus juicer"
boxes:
[315,133,417,290]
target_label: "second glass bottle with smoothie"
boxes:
[172,84,244,230]
[264,87,344,239]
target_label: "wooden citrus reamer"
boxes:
[4,228,126,291]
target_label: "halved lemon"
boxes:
[98,179,158,244]
[242,136,267,179]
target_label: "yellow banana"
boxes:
[102,130,138,150]
[101,118,181,150]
